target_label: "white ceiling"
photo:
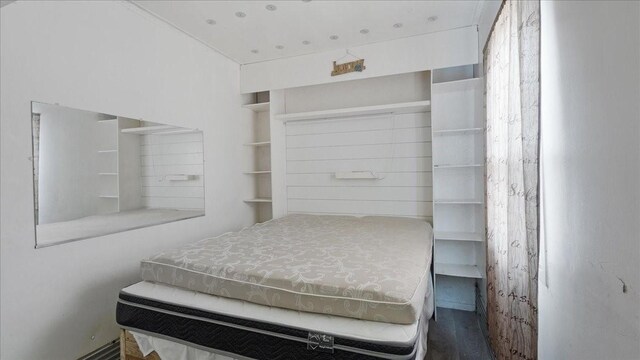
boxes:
[0,1,17,8]
[133,0,490,65]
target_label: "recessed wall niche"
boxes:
[30,102,205,247]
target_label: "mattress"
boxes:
[116,279,434,360]
[140,214,433,324]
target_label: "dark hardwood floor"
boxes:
[426,307,493,360]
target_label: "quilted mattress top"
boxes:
[140,214,433,324]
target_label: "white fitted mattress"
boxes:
[140,214,433,324]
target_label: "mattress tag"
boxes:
[307,332,334,354]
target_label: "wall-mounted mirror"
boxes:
[31,102,205,248]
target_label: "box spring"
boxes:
[116,280,433,360]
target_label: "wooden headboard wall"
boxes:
[284,112,432,221]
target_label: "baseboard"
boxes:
[77,338,119,360]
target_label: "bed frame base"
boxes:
[120,330,161,360]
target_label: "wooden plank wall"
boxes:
[140,132,205,210]
[285,112,432,221]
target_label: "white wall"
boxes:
[539,1,640,359]
[241,26,478,93]
[34,103,104,224]
[0,1,254,359]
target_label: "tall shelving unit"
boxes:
[96,117,120,214]
[431,77,486,311]
[242,91,273,223]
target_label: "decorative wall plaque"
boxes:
[330,59,366,76]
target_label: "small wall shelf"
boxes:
[98,173,118,176]
[121,125,198,135]
[244,170,272,175]
[98,150,117,153]
[435,263,483,279]
[242,102,271,113]
[156,129,201,136]
[165,174,194,181]
[121,125,175,134]
[275,100,431,123]
[244,141,271,147]
[244,198,272,204]
[99,195,119,199]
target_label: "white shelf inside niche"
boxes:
[435,263,483,279]
[434,231,484,242]
[244,141,271,147]
[156,129,201,136]
[244,198,272,204]
[121,125,175,134]
[97,118,117,123]
[243,170,272,175]
[98,150,117,153]
[98,173,118,176]
[275,100,431,123]
[121,125,198,135]
[242,102,271,112]
[99,195,119,199]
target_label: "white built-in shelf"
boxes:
[97,118,117,123]
[244,94,272,224]
[98,150,117,153]
[275,100,431,123]
[156,129,201,136]
[435,263,483,279]
[432,77,483,92]
[434,231,484,242]
[98,173,118,176]
[99,195,119,199]
[432,75,486,310]
[433,128,483,135]
[434,199,483,205]
[434,164,484,169]
[242,102,271,112]
[244,141,271,147]
[243,170,272,175]
[121,125,175,134]
[244,198,272,204]
[121,125,199,135]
